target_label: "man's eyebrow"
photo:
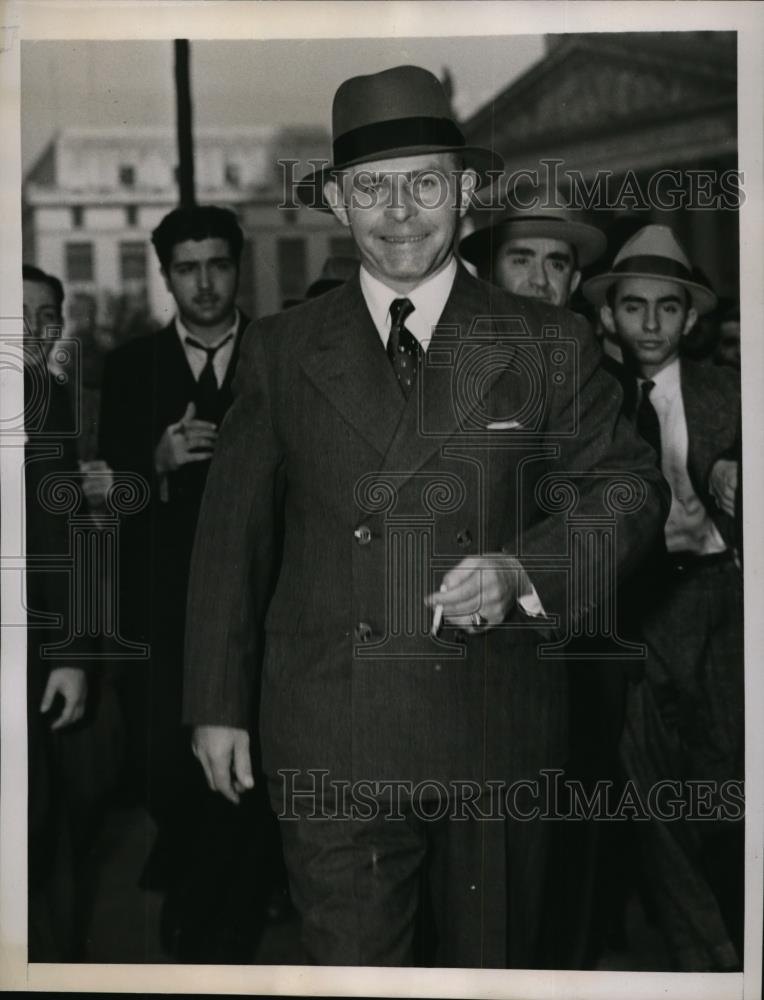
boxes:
[505,245,538,257]
[546,251,573,263]
[172,256,232,266]
[618,293,683,305]
[356,166,448,182]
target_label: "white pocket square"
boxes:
[485,420,524,430]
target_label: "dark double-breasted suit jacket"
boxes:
[183,267,668,795]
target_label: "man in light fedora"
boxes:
[459,187,606,307]
[584,224,743,970]
[183,65,667,968]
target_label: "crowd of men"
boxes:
[23,64,743,971]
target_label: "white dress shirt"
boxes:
[156,311,239,503]
[359,255,544,619]
[175,309,240,387]
[639,359,726,555]
[360,257,457,352]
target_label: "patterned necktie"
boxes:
[636,379,662,465]
[387,298,420,399]
[186,334,233,421]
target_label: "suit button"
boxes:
[355,621,373,643]
[354,525,372,546]
[456,528,472,548]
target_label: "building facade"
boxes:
[23,125,351,335]
[462,32,739,298]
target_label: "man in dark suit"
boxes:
[23,265,90,958]
[583,224,744,970]
[184,66,668,968]
[458,187,606,307]
[99,205,279,960]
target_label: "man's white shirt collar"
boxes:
[359,257,457,351]
[639,356,680,399]
[175,309,240,349]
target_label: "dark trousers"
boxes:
[272,783,553,968]
[620,552,744,970]
[117,635,284,962]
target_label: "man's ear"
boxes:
[600,302,617,336]
[324,178,349,227]
[569,270,582,296]
[682,306,698,337]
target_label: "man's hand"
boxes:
[709,458,738,518]
[425,553,528,635]
[154,402,218,475]
[40,667,87,730]
[79,459,114,509]
[191,725,254,804]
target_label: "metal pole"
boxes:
[174,39,196,208]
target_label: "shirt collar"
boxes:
[359,256,457,349]
[176,309,240,349]
[639,356,680,398]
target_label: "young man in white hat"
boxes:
[459,189,606,307]
[583,224,743,970]
[183,65,667,968]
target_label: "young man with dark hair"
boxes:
[150,203,244,272]
[98,204,281,961]
[583,224,744,970]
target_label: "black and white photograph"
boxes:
[1,2,762,998]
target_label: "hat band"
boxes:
[333,115,465,167]
[613,254,692,282]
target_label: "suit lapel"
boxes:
[299,267,528,474]
[379,266,522,480]
[681,359,729,485]
[299,276,406,457]
[154,323,198,423]
[220,311,249,392]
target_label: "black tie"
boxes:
[636,379,662,465]
[387,298,420,399]
[186,334,233,421]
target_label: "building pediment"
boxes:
[465,35,736,151]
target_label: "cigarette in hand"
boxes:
[430,584,447,637]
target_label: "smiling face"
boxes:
[324,153,474,293]
[162,237,239,339]
[600,276,698,378]
[493,236,580,306]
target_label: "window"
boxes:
[277,237,307,302]
[125,205,138,227]
[65,242,94,282]
[119,241,147,282]
[71,205,83,228]
[225,163,241,188]
[119,164,136,187]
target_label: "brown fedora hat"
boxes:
[582,224,717,316]
[459,186,606,270]
[296,65,503,211]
